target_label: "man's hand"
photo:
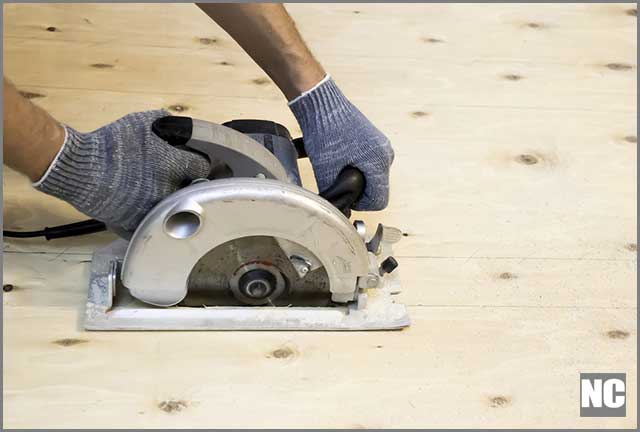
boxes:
[290,76,394,210]
[4,80,209,235]
[34,110,210,235]
[198,4,394,210]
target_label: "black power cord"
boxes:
[3,219,107,240]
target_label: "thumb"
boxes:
[181,150,211,181]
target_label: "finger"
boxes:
[352,182,389,211]
[183,151,211,180]
[161,139,210,181]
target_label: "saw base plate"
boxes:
[85,239,410,331]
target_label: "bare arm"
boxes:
[3,78,65,181]
[197,3,394,211]
[196,3,325,100]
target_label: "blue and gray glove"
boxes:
[289,75,394,211]
[34,110,210,235]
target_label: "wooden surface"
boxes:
[2,3,637,428]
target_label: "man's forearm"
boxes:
[3,78,65,181]
[197,3,325,100]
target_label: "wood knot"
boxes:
[267,345,298,359]
[168,104,188,112]
[90,63,114,69]
[198,37,217,45]
[516,154,538,165]
[524,22,544,29]
[158,399,188,413]
[606,63,633,71]
[623,135,637,143]
[411,111,429,118]
[218,61,232,66]
[606,330,629,340]
[624,243,636,252]
[45,26,58,32]
[3,284,14,292]
[422,37,444,43]
[489,396,511,408]
[18,90,46,99]
[627,8,637,17]
[498,272,516,280]
[252,77,270,85]
[353,10,361,14]
[53,338,88,347]
[272,348,293,358]
[376,345,383,349]
[503,74,523,81]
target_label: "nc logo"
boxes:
[580,373,626,417]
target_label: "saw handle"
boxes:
[320,167,366,218]
[152,115,192,146]
[293,137,365,216]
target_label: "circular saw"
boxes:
[84,117,409,330]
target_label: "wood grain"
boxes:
[2,303,636,428]
[2,3,637,429]
[4,38,636,111]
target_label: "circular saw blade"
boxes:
[183,235,331,307]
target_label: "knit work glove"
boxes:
[289,75,394,211]
[34,110,210,235]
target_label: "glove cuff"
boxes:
[287,74,332,105]
[33,125,105,211]
[32,125,68,188]
[288,75,356,133]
